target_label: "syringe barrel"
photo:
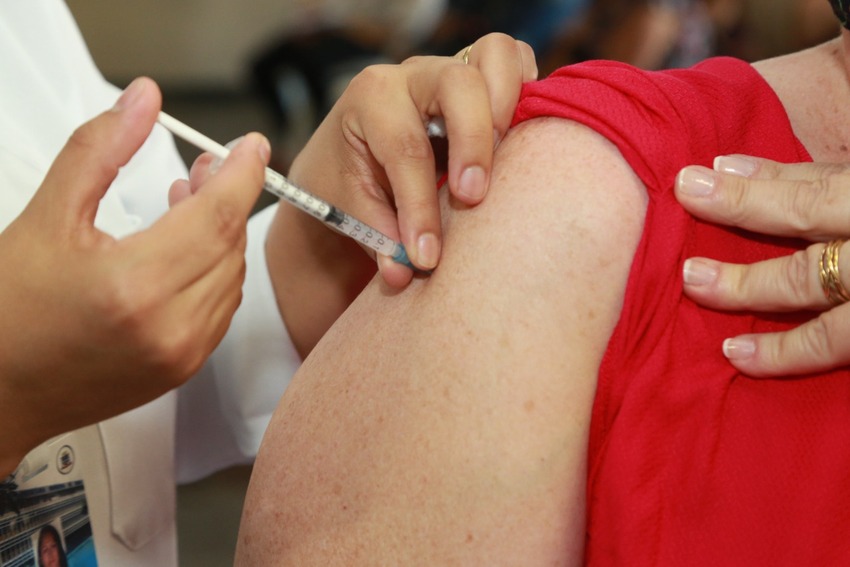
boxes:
[264,168,332,222]
[263,167,418,271]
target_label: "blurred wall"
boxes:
[65,0,446,89]
[66,0,306,88]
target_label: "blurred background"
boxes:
[63,0,839,564]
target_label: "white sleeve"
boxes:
[0,1,302,485]
[175,203,302,483]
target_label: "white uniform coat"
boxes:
[0,2,300,565]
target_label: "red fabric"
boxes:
[514,58,850,565]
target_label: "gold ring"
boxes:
[818,239,850,305]
[460,44,473,64]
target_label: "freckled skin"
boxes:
[236,118,647,566]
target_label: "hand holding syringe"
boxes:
[157,111,425,272]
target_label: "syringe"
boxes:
[156,111,418,270]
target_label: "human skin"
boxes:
[236,116,648,565]
[675,32,850,377]
[236,28,850,567]
[264,33,537,358]
[38,529,63,567]
[0,34,534,478]
[0,79,268,477]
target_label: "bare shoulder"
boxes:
[752,38,846,161]
[236,116,648,565]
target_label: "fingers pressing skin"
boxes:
[675,155,850,240]
[377,253,413,289]
[676,154,850,377]
[683,240,850,377]
[341,36,537,271]
[464,33,539,141]
[718,309,850,378]
[440,34,537,206]
[681,240,850,312]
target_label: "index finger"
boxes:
[465,33,538,139]
[675,158,850,241]
[125,133,270,292]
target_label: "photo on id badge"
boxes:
[1,440,98,566]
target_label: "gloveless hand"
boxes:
[676,155,850,377]
[266,33,537,357]
[0,77,269,475]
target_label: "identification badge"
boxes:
[1,438,99,566]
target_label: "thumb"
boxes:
[32,77,161,231]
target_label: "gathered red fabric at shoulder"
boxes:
[514,57,850,566]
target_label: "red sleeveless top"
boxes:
[514,58,850,565]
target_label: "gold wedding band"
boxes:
[460,44,473,64]
[819,239,850,305]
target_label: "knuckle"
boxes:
[399,187,436,212]
[68,122,100,150]
[400,54,427,67]
[390,130,433,164]
[144,324,199,384]
[442,61,479,85]
[462,127,494,148]
[478,32,515,52]
[784,180,821,234]
[822,172,850,214]
[725,264,753,306]
[68,123,118,177]
[783,249,818,304]
[68,122,98,152]
[211,199,244,245]
[722,179,752,226]
[796,315,837,363]
[93,271,207,385]
[95,273,150,334]
[346,64,392,95]
[814,162,850,179]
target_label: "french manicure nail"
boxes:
[458,166,486,201]
[722,337,756,360]
[676,166,716,197]
[682,258,718,286]
[714,155,758,177]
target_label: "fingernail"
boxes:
[112,78,145,112]
[676,166,716,197]
[714,155,757,177]
[682,258,718,286]
[458,166,486,201]
[210,137,242,175]
[254,134,271,163]
[232,134,271,164]
[417,232,440,269]
[722,337,756,360]
[376,253,394,275]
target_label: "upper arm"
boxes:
[236,117,648,565]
